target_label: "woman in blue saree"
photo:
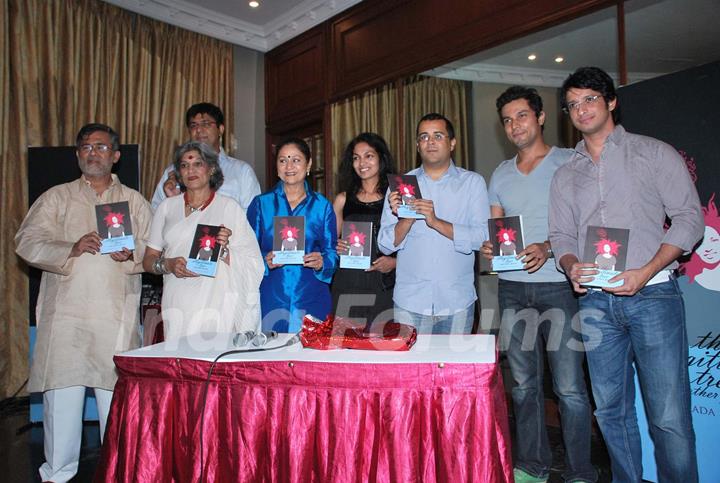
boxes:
[247,138,337,332]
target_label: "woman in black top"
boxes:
[331,133,397,327]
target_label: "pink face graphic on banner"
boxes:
[682,193,720,290]
[673,150,720,291]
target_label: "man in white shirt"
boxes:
[150,102,260,211]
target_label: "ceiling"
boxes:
[102,0,363,52]
[423,0,720,87]
[103,0,720,86]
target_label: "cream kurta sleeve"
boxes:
[15,188,77,275]
[15,177,152,392]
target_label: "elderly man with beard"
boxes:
[16,123,152,483]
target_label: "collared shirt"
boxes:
[246,181,338,332]
[151,148,261,211]
[549,125,703,272]
[488,146,572,283]
[378,162,489,315]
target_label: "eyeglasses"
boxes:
[417,132,449,143]
[188,120,217,130]
[78,143,112,153]
[563,95,602,113]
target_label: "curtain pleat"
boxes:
[402,76,471,172]
[329,75,471,198]
[0,0,234,397]
[330,83,399,195]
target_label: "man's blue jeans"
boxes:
[393,303,475,334]
[499,279,596,482]
[579,279,697,483]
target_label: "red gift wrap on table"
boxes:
[300,314,417,351]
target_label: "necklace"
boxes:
[184,191,215,213]
[286,190,306,207]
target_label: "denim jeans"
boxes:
[498,279,596,482]
[579,279,697,483]
[393,303,475,334]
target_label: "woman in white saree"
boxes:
[143,141,263,341]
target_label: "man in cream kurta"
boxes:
[15,123,152,483]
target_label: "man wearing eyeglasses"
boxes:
[481,86,597,483]
[378,112,489,333]
[15,123,152,483]
[549,66,702,482]
[150,102,260,211]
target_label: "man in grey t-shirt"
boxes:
[482,86,596,483]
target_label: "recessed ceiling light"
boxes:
[554,56,564,63]
[249,1,259,7]
[528,54,537,61]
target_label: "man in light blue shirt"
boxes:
[150,103,260,211]
[483,86,596,483]
[378,113,489,334]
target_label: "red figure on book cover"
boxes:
[197,233,217,260]
[104,212,125,238]
[281,225,299,251]
[496,227,517,256]
[594,238,621,270]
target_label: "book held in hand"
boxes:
[273,216,305,265]
[186,224,222,277]
[95,201,134,254]
[340,221,372,270]
[582,226,630,288]
[488,216,525,272]
[388,174,425,219]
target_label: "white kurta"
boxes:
[15,175,152,392]
[148,194,264,340]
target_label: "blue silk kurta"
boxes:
[247,181,338,332]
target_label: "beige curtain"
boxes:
[0,0,234,397]
[329,82,400,196]
[329,75,471,198]
[402,75,470,172]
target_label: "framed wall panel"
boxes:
[328,0,614,100]
[265,27,327,124]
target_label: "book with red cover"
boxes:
[488,215,525,271]
[273,216,305,264]
[388,174,425,219]
[582,225,630,288]
[95,201,134,254]
[187,224,221,277]
[340,221,372,269]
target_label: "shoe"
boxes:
[513,468,548,483]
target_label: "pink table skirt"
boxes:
[95,355,513,482]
